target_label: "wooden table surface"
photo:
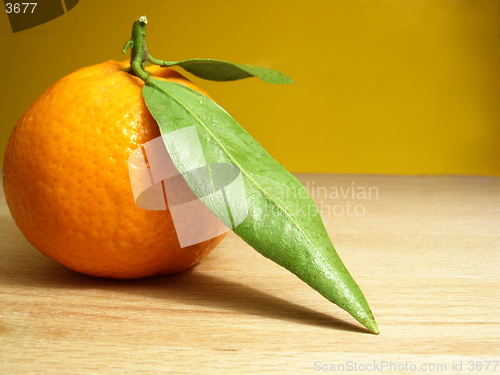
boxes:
[1,172,499,374]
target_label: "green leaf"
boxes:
[152,58,294,84]
[142,78,378,334]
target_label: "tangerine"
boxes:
[3,60,226,278]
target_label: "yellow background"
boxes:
[0,0,498,175]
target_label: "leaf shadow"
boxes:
[0,218,368,335]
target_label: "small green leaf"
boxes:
[142,78,378,334]
[151,58,294,84]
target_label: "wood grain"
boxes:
[1,172,499,374]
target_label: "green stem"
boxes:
[148,55,173,67]
[122,16,150,82]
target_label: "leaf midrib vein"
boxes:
[148,79,318,253]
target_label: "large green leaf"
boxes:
[142,77,378,334]
[151,58,294,84]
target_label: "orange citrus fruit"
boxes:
[2,60,226,278]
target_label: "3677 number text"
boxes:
[5,3,37,13]
[467,361,499,372]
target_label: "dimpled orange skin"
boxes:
[3,60,226,278]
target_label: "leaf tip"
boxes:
[368,319,380,335]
